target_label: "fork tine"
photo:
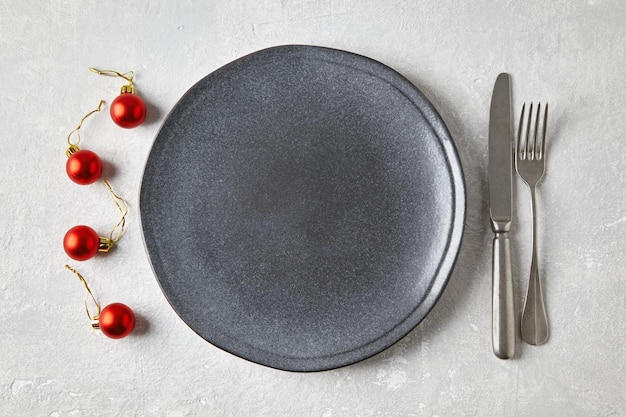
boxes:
[525,102,534,160]
[539,103,548,160]
[533,103,541,160]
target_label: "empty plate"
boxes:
[140,45,465,371]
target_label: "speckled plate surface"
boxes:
[140,45,465,372]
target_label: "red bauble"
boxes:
[66,149,103,185]
[63,225,100,261]
[98,303,135,339]
[110,93,146,128]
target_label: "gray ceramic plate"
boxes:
[140,45,465,371]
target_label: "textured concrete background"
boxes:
[1,0,624,416]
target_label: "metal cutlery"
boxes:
[488,73,516,359]
[516,102,549,346]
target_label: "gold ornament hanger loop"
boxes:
[66,100,104,152]
[89,67,136,94]
[65,264,101,327]
[103,179,129,245]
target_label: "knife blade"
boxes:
[489,73,515,359]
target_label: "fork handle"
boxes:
[521,257,549,344]
[492,231,515,359]
[520,189,549,345]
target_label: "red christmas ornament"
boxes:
[66,148,103,185]
[65,265,137,340]
[90,67,146,129]
[62,181,126,261]
[65,100,105,185]
[97,303,135,339]
[63,225,111,261]
[110,92,146,128]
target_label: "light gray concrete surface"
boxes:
[1,1,624,415]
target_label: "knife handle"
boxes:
[492,231,515,359]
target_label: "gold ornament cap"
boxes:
[66,144,80,158]
[98,237,113,253]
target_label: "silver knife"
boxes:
[489,73,515,359]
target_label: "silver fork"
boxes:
[515,102,549,345]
